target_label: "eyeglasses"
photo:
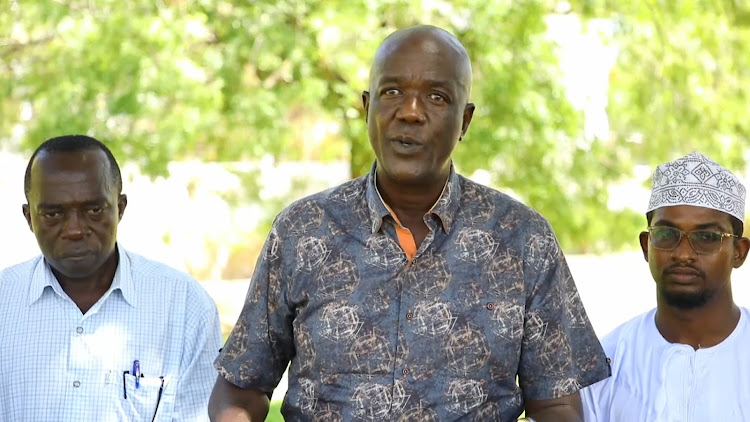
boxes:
[647,226,738,255]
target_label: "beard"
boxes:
[660,285,716,310]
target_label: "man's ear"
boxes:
[460,102,475,140]
[733,237,750,268]
[117,194,128,221]
[639,231,649,262]
[362,91,370,124]
[22,204,33,232]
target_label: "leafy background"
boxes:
[4,1,750,419]
[4,0,749,254]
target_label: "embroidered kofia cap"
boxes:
[647,151,746,222]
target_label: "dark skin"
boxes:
[364,26,584,422]
[209,25,584,422]
[22,149,127,314]
[208,377,269,422]
[639,205,750,350]
[362,26,474,248]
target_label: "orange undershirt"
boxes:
[382,203,418,260]
[374,171,449,261]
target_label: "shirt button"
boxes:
[73,381,81,388]
[486,302,495,310]
[406,312,413,320]
[402,368,409,376]
[76,327,84,334]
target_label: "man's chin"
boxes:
[380,163,443,187]
[661,288,713,310]
[49,260,99,280]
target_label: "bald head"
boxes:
[362,25,476,190]
[369,25,473,100]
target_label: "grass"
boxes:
[265,401,284,422]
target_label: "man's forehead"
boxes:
[33,149,108,174]
[370,28,471,93]
[30,150,112,194]
[374,68,461,85]
[652,205,734,224]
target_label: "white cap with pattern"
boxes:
[647,151,746,222]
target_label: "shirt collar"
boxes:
[27,257,60,306]
[365,161,462,234]
[112,243,137,307]
[27,243,138,308]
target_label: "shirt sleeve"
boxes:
[517,221,610,401]
[213,228,294,393]
[173,284,222,421]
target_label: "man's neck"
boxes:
[655,296,740,350]
[52,252,119,314]
[375,169,449,250]
[376,172,448,221]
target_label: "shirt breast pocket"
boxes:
[123,373,170,421]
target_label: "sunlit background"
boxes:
[3,0,750,415]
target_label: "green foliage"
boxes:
[266,401,284,422]
[573,0,750,181]
[564,0,750,241]
[2,0,748,252]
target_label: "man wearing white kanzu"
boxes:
[581,152,750,420]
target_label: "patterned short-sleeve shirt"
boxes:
[216,164,609,421]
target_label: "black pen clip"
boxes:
[122,371,130,399]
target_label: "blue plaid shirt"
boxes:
[0,244,221,421]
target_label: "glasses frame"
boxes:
[647,226,738,255]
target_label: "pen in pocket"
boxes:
[133,360,141,389]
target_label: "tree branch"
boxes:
[0,35,56,58]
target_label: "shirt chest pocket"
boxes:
[123,373,173,421]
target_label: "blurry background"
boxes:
[3,0,750,417]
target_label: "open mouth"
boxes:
[392,136,421,149]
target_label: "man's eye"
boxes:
[87,207,104,215]
[653,228,678,240]
[383,88,400,96]
[42,211,62,219]
[429,93,446,102]
[692,231,721,243]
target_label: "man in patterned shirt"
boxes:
[209,25,609,422]
[0,135,221,421]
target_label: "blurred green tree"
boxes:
[2,0,747,252]
[574,0,750,184]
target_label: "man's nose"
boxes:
[61,211,87,239]
[671,234,697,261]
[396,95,426,123]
